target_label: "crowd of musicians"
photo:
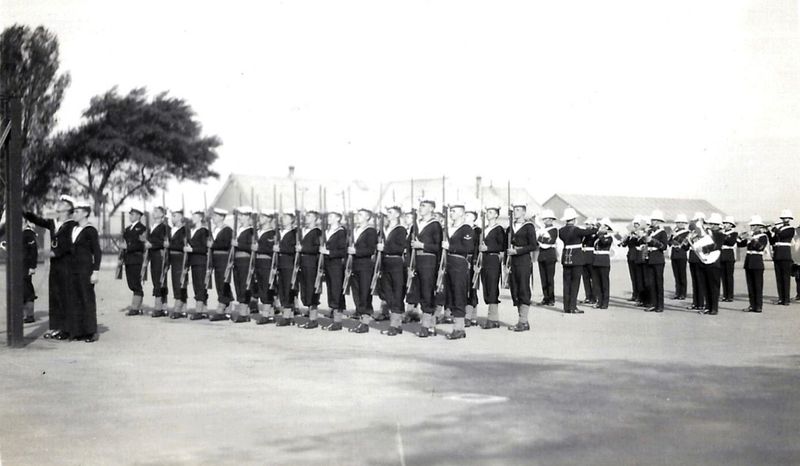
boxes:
[9,193,799,342]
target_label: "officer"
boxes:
[124,207,148,315]
[478,206,506,329]
[737,215,769,313]
[536,209,558,306]
[720,216,739,302]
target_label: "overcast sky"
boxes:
[3,0,798,221]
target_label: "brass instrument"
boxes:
[691,220,721,265]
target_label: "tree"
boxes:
[53,87,221,230]
[0,24,71,209]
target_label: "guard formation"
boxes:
[5,181,799,342]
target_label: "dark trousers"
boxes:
[125,262,144,296]
[48,259,72,331]
[509,255,532,306]
[481,254,501,304]
[592,265,610,308]
[351,261,374,315]
[23,273,36,303]
[581,263,595,301]
[539,260,556,303]
[635,263,647,304]
[721,260,735,300]
[774,260,792,303]
[444,255,470,318]
[701,265,721,312]
[277,266,298,310]
[644,263,665,310]
[745,268,763,310]
[298,254,321,307]
[794,264,800,298]
[689,262,705,308]
[169,253,187,303]
[671,258,687,297]
[626,260,639,299]
[213,254,234,306]
[325,257,346,311]
[190,264,208,304]
[150,252,168,302]
[416,255,437,314]
[467,260,479,308]
[404,253,420,305]
[233,257,251,304]
[68,270,97,337]
[381,256,405,313]
[562,265,582,312]
[254,258,275,305]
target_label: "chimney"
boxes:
[475,176,482,198]
[288,165,295,178]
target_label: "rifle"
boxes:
[245,212,259,289]
[140,212,151,283]
[435,176,448,294]
[405,180,417,294]
[115,214,126,280]
[472,200,486,290]
[342,212,355,295]
[159,214,171,289]
[314,212,327,294]
[370,212,385,294]
[179,219,191,289]
[501,181,512,289]
[204,213,214,290]
[223,213,238,284]
[290,182,302,291]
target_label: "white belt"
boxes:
[647,247,660,251]
[595,251,610,255]
[582,247,594,251]
[564,245,582,249]
[746,251,763,255]
[775,242,791,246]
[722,245,735,250]
[539,244,554,249]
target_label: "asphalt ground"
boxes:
[1,260,799,465]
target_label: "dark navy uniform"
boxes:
[324,226,348,311]
[415,218,442,314]
[123,220,147,297]
[211,224,235,307]
[687,233,705,310]
[537,225,558,305]
[480,223,506,305]
[581,229,597,303]
[769,224,795,304]
[738,233,768,311]
[700,228,725,314]
[445,223,475,318]
[644,227,669,311]
[507,221,538,307]
[669,228,690,299]
[68,223,102,338]
[591,233,613,308]
[188,225,209,304]
[254,228,277,306]
[558,224,594,312]
[382,224,408,314]
[467,224,481,309]
[633,230,650,306]
[620,233,642,301]
[277,227,299,310]
[22,226,38,306]
[720,229,739,301]
[298,227,322,307]
[351,225,378,315]
[168,224,188,305]
[148,221,170,304]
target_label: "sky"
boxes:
[3,0,799,221]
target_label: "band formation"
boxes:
[11,181,800,343]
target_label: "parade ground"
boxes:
[1,262,800,466]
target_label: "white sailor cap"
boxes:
[213,208,229,216]
[236,206,254,215]
[259,209,277,217]
[632,215,643,225]
[484,206,501,213]
[511,202,527,210]
[191,209,205,216]
[584,217,597,225]
[419,199,436,208]
[128,207,144,216]
[58,194,76,207]
[449,204,466,210]
[74,202,92,211]
[385,205,403,214]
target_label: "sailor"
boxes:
[252,210,278,324]
[737,215,769,313]
[768,209,795,306]
[184,210,210,319]
[348,208,378,334]
[228,206,255,323]
[275,211,300,326]
[166,208,189,319]
[320,210,348,330]
[506,203,538,331]
[145,206,170,317]
[478,206,506,329]
[464,209,480,327]
[208,208,234,321]
[68,202,102,342]
[410,199,442,337]
[720,216,739,302]
[123,207,148,315]
[442,204,475,340]
[536,209,558,307]
[402,210,421,321]
[669,214,690,300]
[297,210,322,327]
[379,206,408,336]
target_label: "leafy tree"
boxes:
[0,24,71,209]
[53,87,221,229]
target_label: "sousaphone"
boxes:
[691,220,720,265]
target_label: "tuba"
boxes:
[691,219,720,265]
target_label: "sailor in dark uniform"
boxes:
[644,210,669,313]
[686,212,706,311]
[769,209,795,306]
[505,203,538,331]
[620,216,642,302]
[145,206,170,317]
[737,215,769,313]
[464,209,480,327]
[433,211,449,324]
[699,213,726,315]
[536,209,558,307]
[23,195,77,339]
[19,219,39,323]
[349,208,378,334]
[558,208,595,314]
[209,208,234,321]
[166,209,189,319]
[229,206,255,322]
[380,206,408,336]
[441,204,475,340]
[321,211,348,330]
[669,214,690,300]
[185,210,210,319]
[298,210,322,327]
[592,218,614,309]
[410,200,442,337]
[123,207,148,315]
[581,217,598,305]
[402,210,421,319]
[68,202,102,342]
[720,216,739,302]
[253,209,278,324]
[478,206,506,329]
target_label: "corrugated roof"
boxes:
[544,193,725,221]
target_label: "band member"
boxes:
[687,212,706,311]
[699,213,726,315]
[441,204,475,340]
[23,195,77,339]
[506,203,538,331]
[69,203,102,342]
[166,209,189,319]
[559,208,595,314]
[634,218,651,307]
[591,218,614,309]
[229,207,255,322]
[478,206,506,329]
[720,216,739,302]
[321,211,348,331]
[620,216,642,302]
[769,209,795,305]
[669,214,690,300]
[536,209,558,307]
[124,207,148,315]
[298,210,322,327]
[464,209,480,326]
[644,210,668,313]
[581,218,597,305]
[737,216,769,313]
[402,210,421,320]
[185,210,210,318]
[380,206,408,336]
[253,210,278,324]
[411,199,442,337]
[209,208,234,321]
[275,212,299,326]
[145,206,170,317]
[348,208,378,334]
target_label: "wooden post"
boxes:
[3,96,24,347]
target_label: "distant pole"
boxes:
[203,191,208,213]
[250,187,255,206]
[3,96,24,347]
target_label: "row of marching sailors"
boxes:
[21,195,102,342]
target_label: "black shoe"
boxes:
[645,307,656,312]
[188,312,207,320]
[323,322,343,331]
[466,319,478,327]
[382,326,403,336]
[750,308,762,313]
[593,303,602,309]
[84,334,99,343]
[253,314,275,325]
[742,307,753,312]
[417,326,430,338]
[151,310,167,318]
[208,313,228,322]
[275,316,294,327]
[782,302,791,306]
[795,295,800,301]
[481,320,500,329]
[599,305,608,309]
[54,332,70,341]
[635,301,647,307]
[230,312,250,323]
[349,323,369,333]
[707,310,718,315]
[771,300,785,305]
[169,311,184,319]
[536,300,549,306]
[573,308,585,314]
[125,309,142,316]
[436,316,454,324]
[507,322,530,332]
[654,308,664,313]
[300,320,319,329]
[627,295,638,302]
[446,330,467,340]
[23,316,35,324]
[373,313,389,322]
